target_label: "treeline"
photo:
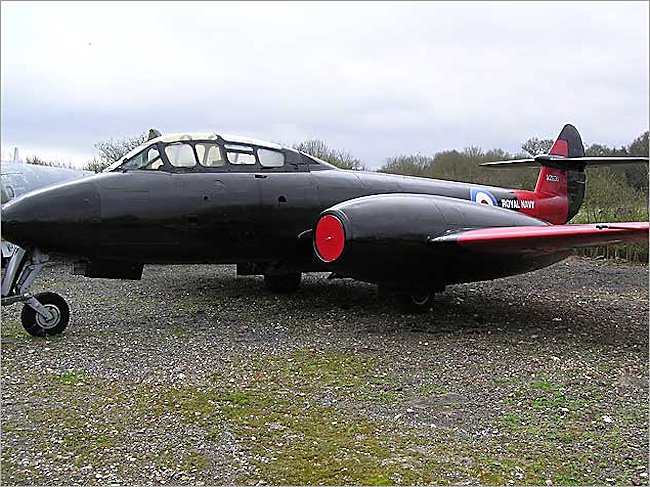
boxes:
[24,155,77,169]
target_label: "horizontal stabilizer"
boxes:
[432,222,649,255]
[481,155,649,168]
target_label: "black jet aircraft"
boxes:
[1,125,648,336]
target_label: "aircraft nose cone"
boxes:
[2,179,101,254]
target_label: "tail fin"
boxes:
[533,124,586,223]
[481,124,649,224]
[547,124,584,158]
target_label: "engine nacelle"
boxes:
[313,193,548,289]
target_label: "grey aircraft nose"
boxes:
[1,178,101,255]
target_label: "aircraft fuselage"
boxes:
[2,165,558,287]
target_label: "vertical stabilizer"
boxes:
[548,124,585,158]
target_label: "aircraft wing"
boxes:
[431,222,649,255]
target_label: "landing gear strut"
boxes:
[1,247,70,336]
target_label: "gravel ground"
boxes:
[1,256,648,485]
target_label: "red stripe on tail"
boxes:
[549,139,569,157]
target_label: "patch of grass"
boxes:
[1,372,218,484]
[471,448,607,485]
[366,390,402,405]
[2,348,646,486]
[180,452,210,472]
[1,319,24,340]
[169,326,191,338]
[531,380,558,391]
[494,375,647,483]
[56,369,88,385]
[91,296,114,304]
[155,350,472,484]
[418,384,449,395]
[156,380,411,482]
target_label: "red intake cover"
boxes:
[315,214,345,262]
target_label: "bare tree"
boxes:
[521,137,553,156]
[379,154,431,176]
[83,157,109,173]
[95,132,149,165]
[25,156,74,169]
[293,139,365,170]
[85,130,156,172]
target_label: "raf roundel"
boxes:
[314,214,346,262]
[470,188,497,206]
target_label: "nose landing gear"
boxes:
[1,247,70,336]
[20,291,70,337]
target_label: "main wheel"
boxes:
[264,272,302,294]
[21,292,70,337]
[393,291,434,314]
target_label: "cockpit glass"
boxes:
[196,143,225,167]
[227,152,256,165]
[146,149,164,170]
[258,149,285,168]
[104,139,294,172]
[164,143,197,168]
[224,144,256,165]
[111,145,162,172]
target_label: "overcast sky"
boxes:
[1,1,648,168]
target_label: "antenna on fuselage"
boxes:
[147,128,162,141]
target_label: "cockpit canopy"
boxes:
[105,133,335,173]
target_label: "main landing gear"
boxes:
[1,247,70,336]
[393,291,435,314]
[383,283,444,314]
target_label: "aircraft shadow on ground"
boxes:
[166,271,636,344]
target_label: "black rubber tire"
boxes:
[20,292,70,337]
[264,272,302,294]
[393,291,434,314]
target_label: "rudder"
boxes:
[548,124,585,158]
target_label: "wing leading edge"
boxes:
[432,222,649,255]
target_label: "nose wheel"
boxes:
[21,291,70,336]
[1,247,71,337]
